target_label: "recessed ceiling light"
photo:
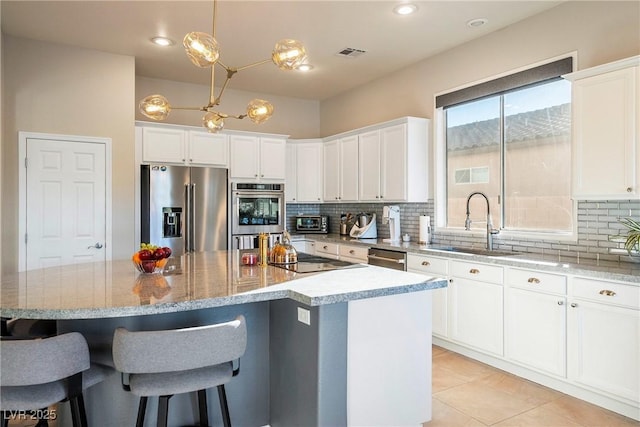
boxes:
[393,3,418,15]
[297,64,314,72]
[467,18,488,28]
[151,37,175,47]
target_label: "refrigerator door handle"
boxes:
[190,183,196,252]
[184,184,190,253]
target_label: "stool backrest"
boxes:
[112,315,247,374]
[0,332,90,386]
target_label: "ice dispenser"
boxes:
[162,207,182,238]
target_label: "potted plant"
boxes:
[619,217,640,255]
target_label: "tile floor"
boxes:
[426,345,640,427]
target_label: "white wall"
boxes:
[320,1,640,135]
[2,36,136,273]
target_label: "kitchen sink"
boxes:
[425,246,521,257]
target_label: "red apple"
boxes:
[141,260,156,273]
[162,247,172,258]
[153,248,166,260]
[138,249,153,261]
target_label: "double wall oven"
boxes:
[231,183,285,249]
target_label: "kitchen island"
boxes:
[0,251,447,427]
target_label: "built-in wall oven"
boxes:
[231,183,285,249]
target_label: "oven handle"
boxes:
[367,254,406,264]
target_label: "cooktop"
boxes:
[270,253,366,273]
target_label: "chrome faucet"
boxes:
[465,192,500,250]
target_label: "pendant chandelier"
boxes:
[139,0,307,133]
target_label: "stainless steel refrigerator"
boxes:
[141,165,228,256]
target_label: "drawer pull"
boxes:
[570,303,578,308]
[323,245,328,250]
[421,261,431,266]
[469,268,480,274]
[599,289,616,297]
[349,250,355,255]
[527,277,540,284]
[557,300,564,305]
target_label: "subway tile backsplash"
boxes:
[286,200,640,264]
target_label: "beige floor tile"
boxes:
[475,372,563,406]
[433,345,450,358]
[435,381,540,425]
[432,351,499,382]
[542,396,640,427]
[433,365,472,393]
[423,398,488,427]
[492,406,585,427]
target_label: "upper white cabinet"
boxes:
[357,117,429,202]
[287,139,323,203]
[229,134,286,181]
[564,56,640,199]
[323,135,358,202]
[140,125,229,167]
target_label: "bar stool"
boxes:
[0,332,112,427]
[112,315,247,427]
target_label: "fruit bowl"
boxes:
[132,244,172,274]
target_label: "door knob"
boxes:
[88,242,103,249]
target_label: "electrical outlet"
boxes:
[297,307,311,325]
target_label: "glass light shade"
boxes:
[272,39,307,71]
[183,32,220,68]
[246,99,274,124]
[203,112,224,133]
[139,94,171,120]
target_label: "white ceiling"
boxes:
[1,1,563,101]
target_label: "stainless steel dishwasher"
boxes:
[367,248,407,271]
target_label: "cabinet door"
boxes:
[259,137,286,180]
[296,143,323,202]
[568,299,640,402]
[380,124,407,201]
[229,135,260,180]
[572,66,638,198]
[285,143,297,202]
[358,130,381,201]
[187,131,228,167]
[323,140,340,201]
[141,127,186,164]
[506,288,566,377]
[340,135,359,201]
[449,277,504,356]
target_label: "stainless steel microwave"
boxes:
[295,215,329,234]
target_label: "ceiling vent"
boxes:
[336,47,367,58]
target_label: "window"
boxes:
[440,68,573,234]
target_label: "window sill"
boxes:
[436,227,578,244]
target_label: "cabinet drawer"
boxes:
[315,242,339,256]
[407,254,448,276]
[571,277,639,309]
[339,244,369,261]
[506,268,566,295]
[450,260,503,284]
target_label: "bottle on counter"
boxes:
[258,233,269,266]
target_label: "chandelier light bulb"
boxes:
[139,94,171,120]
[246,99,274,124]
[272,39,307,71]
[183,32,220,67]
[203,112,225,133]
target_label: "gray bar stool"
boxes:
[112,315,247,427]
[0,332,112,427]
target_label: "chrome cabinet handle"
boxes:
[599,289,616,297]
[527,277,540,284]
[469,268,480,274]
[349,250,355,255]
[627,187,633,193]
[88,242,103,249]
[570,303,578,308]
[421,261,431,266]
[557,301,564,305]
[323,245,328,250]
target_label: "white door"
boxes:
[25,137,107,270]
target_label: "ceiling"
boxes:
[1,1,563,101]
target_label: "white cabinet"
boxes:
[568,277,640,404]
[314,241,339,260]
[407,253,449,338]
[140,125,228,167]
[357,117,429,202]
[505,268,567,377]
[324,136,359,202]
[449,260,504,356]
[229,135,286,181]
[338,244,369,263]
[564,56,639,199]
[287,140,323,203]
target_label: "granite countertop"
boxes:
[0,251,446,320]
[291,234,640,283]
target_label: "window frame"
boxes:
[434,54,578,242]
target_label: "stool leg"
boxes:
[77,394,88,427]
[69,397,81,427]
[158,395,171,427]
[1,411,8,427]
[135,396,148,427]
[197,389,209,427]
[217,385,231,427]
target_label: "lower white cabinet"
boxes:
[568,277,640,404]
[314,242,339,260]
[407,253,449,338]
[505,268,567,377]
[338,244,369,263]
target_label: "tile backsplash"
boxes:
[286,200,640,264]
